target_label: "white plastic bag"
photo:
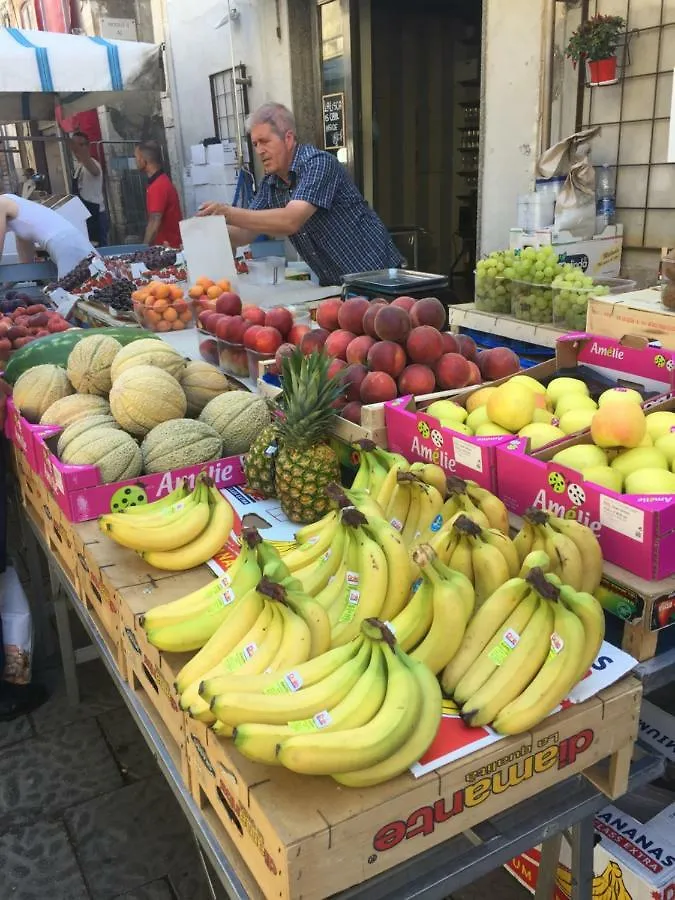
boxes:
[537,127,601,238]
[0,566,33,684]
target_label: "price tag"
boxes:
[90,257,107,275]
[452,437,483,472]
[599,495,645,542]
[130,262,148,279]
[49,288,78,318]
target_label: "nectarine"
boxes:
[406,326,443,364]
[299,328,330,355]
[374,305,411,343]
[367,340,407,378]
[243,325,263,349]
[391,296,416,312]
[265,307,293,338]
[398,364,436,396]
[360,371,398,405]
[215,292,242,316]
[316,297,343,331]
[288,323,310,345]
[254,326,283,356]
[434,353,472,390]
[324,329,357,361]
[479,347,520,381]
[410,297,446,330]
[456,334,477,361]
[345,334,376,365]
[337,297,370,335]
[342,363,368,402]
[363,300,388,339]
[242,305,266,326]
[341,401,363,424]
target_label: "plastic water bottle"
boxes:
[596,165,616,231]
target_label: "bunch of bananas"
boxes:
[557,861,630,900]
[98,474,234,572]
[513,507,603,594]
[202,618,442,788]
[441,565,605,733]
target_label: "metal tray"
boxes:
[342,267,448,294]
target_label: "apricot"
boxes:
[367,340,407,378]
[163,307,178,322]
[456,334,477,361]
[299,328,330,355]
[342,363,368,402]
[374,305,411,343]
[363,300,388,339]
[153,298,168,312]
[398,364,436,396]
[360,371,398,405]
[434,353,472,390]
[478,347,520,381]
[288,323,311,345]
[215,292,242,316]
[410,297,446,330]
[242,305,266,326]
[337,296,370,335]
[265,307,293,338]
[189,286,204,299]
[172,319,185,330]
[341,401,363,424]
[180,309,193,323]
[406,326,443,364]
[207,285,221,300]
[156,320,171,332]
[324,329,357,361]
[345,335,376,365]
[197,276,215,287]
[391,296,416,312]
[316,297,343,331]
[217,278,231,292]
[591,403,647,449]
[169,284,183,300]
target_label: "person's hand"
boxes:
[197,202,229,218]
[0,378,12,432]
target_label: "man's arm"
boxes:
[81,156,100,177]
[198,200,315,238]
[15,237,36,264]
[143,213,162,245]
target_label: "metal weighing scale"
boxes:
[341,267,449,300]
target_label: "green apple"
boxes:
[655,432,675,465]
[440,420,473,436]
[624,468,675,495]
[646,410,675,441]
[426,400,467,423]
[474,422,512,437]
[533,408,556,425]
[581,466,623,493]
[518,423,566,451]
[509,374,546,396]
[546,377,589,407]
[554,394,598,418]
[466,405,491,431]
[552,444,608,473]
[557,408,595,435]
[610,447,669,478]
[598,387,643,407]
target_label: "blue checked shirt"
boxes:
[249,143,403,285]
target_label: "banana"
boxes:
[343,487,385,522]
[426,523,459,566]
[492,596,586,735]
[268,598,312,671]
[513,518,536,563]
[429,553,475,622]
[325,527,359,627]
[174,585,265,694]
[454,491,491,530]
[277,640,420,776]
[210,638,371,727]
[100,482,210,551]
[330,525,388,646]
[400,480,422,546]
[413,482,444,540]
[351,448,373,493]
[333,650,442,787]
[385,475,412,534]
[291,520,347,596]
[144,538,262,651]
[555,581,605,685]
[447,533,474,583]
[364,454,389,499]
[462,596,554,728]
[282,586,331,658]
[388,579,433,651]
[452,589,539,705]
[188,700,217,724]
[211,720,234,738]
[233,641,387,765]
[481,528,520,578]
[469,532,512,606]
[371,446,410,472]
[546,515,603,594]
[100,479,199,528]
[375,461,406,512]
[141,484,234,572]
[294,509,338,546]
[409,462,447,498]
[119,478,188,515]
[465,481,510,534]
[363,515,414,622]
[518,549,551,578]
[199,638,362,702]
[281,512,341,571]
[410,548,471,673]
[542,522,584,591]
[440,578,532,695]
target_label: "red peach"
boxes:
[406,326,444,364]
[434,353,472,390]
[360,371,398,405]
[224,315,250,343]
[243,325,263,349]
[287,323,310,345]
[215,316,233,340]
[337,296,370,335]
[479,347,520,381]
[398,364,436,396]
[265,307,293,338]
[199,337,219,365]
[342,363,368,402]
[215,291,242,316]
[253,326,284,356]
[374,305,411,343]
[242,305,266,326]
[456,334,478,361]
[198,310,217,330]
[367,340,407,378]
[299,328,330,355]
[440,332,461,354]
[391,296,416,312]
[466,361,482,386]
[272,342,296,375]
[362,300,388,339]
[345,334,376,365]
[341,401,363,424]
[327,357,348,380]
[316,297,344,331]
[324,329,357,361]
[410,296,446,330]
[206,313,227,335]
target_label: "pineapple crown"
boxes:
[278,349,345,449]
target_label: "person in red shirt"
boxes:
[135,141,182,247]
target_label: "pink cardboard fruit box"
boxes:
[35,430,247,523]
[3,397,58,473]
[496,395,675,581]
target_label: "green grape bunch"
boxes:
[475,250,514,314]
[551,263,610,331]
[510,245,565,323]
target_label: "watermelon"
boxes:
[3,327,161,385]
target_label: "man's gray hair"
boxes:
[246,102,296,138]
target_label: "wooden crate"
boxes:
[186,677,641,900]
[40,491,79,585]
[11,445,49,534]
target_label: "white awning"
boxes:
[0,27,162,121]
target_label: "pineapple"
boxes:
[274,350,345,523]
[243,422,279,498]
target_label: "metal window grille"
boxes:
[209,65,249,146]
[582,0,675,249]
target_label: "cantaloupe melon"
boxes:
[66,334,121,395]
[199,391,271,455]
[61,426,142,483]
[57,414,119,458]
[40,394,110,427]
[109,365,187,437]
[141,419,223,473]
[12,364,73,423]
[110,338,186,383]
[181,361,231,417]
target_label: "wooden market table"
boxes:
[8,482,665,900]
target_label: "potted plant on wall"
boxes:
[565,15,626,86]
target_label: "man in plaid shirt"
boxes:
[197,102,402,285]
